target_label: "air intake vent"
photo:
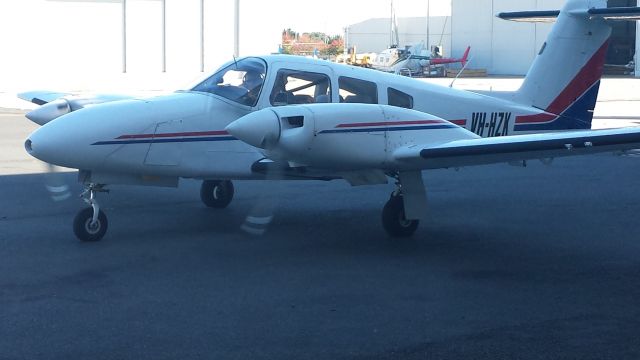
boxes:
[284,116,304,128]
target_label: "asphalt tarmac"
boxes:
[1,111,640,359]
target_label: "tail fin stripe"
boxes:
[514,80,601,131]
[515,113,557,124]
[545,40,609,115]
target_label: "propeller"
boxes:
[228,106,321,236]
[42,162,72,202]
[239,174,282,236]
[227,110,289,236]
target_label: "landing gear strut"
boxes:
[73,184,109,242]
[381,173,424,238]
[200,180,234,208]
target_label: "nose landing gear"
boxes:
[73,184,108,242]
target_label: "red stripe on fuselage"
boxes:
[449,119,467,126]
[545,40,609,115]
[117,130,229,139]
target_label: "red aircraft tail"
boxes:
[459,46,471,67]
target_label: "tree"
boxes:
[281,29,344,58]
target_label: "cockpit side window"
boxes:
[338,76,378,104]
[191,58,266,107]
[388,87,413,109]
[269,69,332,106]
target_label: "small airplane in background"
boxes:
[18,0,640,242]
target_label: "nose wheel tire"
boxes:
[200,180,234,208]
[382,194,419,238]
[73,207,108,242]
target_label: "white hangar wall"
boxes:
[451,0,639,77]
[0,0,281,92]
[451,0,563,75]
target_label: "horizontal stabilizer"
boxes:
[394,128,640,170]
[587,7,640,20]
[497,10,560,23]
[499,7,640,23]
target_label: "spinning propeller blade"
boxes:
[42,162,72,202]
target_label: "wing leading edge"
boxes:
[394,128,640,170]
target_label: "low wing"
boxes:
[394,128,640,170]
[587,7,640,21]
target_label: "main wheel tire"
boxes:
[200,180,234,208]
[382,195,419,237]
[73,207,108,242]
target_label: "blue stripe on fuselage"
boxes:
[92,136,237,145]
[318,125,457,134]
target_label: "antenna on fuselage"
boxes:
[449,56,472,88]
[233,55,239,69]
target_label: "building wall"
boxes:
[452,0,639,76]
[347,16,454,57]
[0,0,281,92]
[451,0,562,75]
[637,11,640,77]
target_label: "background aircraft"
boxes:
[371,44,471,76]
[19,0,640,241]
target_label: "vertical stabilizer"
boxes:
[512,0,611,131]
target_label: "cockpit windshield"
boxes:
[191,58,267,107]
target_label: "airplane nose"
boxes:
[25,126,61,163]
[226,109,281,149]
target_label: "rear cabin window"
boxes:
[387,88,413,109]
[270,69,331,106]
[338,76,378,104]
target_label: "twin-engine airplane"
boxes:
[20,0,640,241]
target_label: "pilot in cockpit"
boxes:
[242,70,264,105]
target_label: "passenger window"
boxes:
[270,69,331,106]
[388,88,413,109]
[338,76,378,104]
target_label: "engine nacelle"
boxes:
[25,94,133,125]
[226,103,472,170]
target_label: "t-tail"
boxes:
[498,0,640,132]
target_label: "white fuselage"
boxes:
[25,55,564,183]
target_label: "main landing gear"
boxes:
[73,184,109,242]
[381,172,426,238]
[200,180,234,208]
[382,191,419,237]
